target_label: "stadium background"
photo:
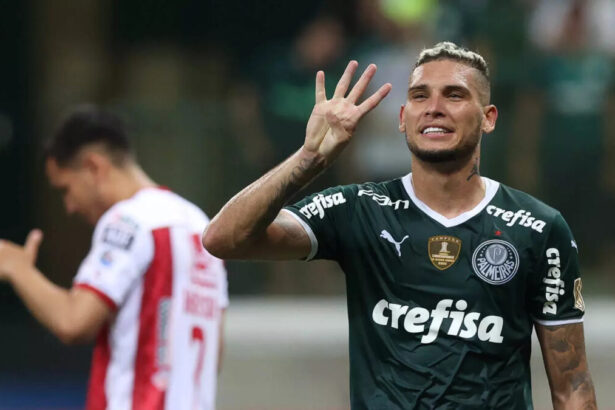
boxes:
[0,0,613,408]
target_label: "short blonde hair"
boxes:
[414,42,491,103]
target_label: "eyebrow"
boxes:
[408,84,471,97]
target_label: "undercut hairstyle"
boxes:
[414,42,491,104]
[45,105,134,167]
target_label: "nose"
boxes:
[424,95,445,118]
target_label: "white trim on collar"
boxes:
[401,173,500,227]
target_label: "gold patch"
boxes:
[428,236,462,270]
[574,278,585,312]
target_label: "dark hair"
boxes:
[45,104,134,167]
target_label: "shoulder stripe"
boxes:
[533,317,584,326]
[281,209,318,261]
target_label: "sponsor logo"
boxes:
[102,215,139,250]
[486,206,546,233]
[184,290,217,319]
[380,230,409,257]
[372,298,504,344]
[102,226,135,250]
[574,278,585,312]
[472,239,520,285]
[428,236,462,270]
[543,248,565,315]
[358,189,410,210]
[299,193,346,219]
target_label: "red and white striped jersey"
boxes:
[74,187,228,410]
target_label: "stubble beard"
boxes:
[407,127,481,167]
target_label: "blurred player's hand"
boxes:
[0,229,43,281]
[304,61,391,164]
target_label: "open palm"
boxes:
[304,61,391,163]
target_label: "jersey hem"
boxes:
[281,208,318,261]
[74,283,118,311]
[532,316,584,326]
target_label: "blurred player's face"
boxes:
[399,59,497,164]
[45,157,106,225]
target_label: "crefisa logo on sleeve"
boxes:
[299,193,346,219]
[472,239,520,285]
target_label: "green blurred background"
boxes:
[1,0,614,408]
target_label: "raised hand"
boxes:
[0,229,43,281]
[304,61,392,164]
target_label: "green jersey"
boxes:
[284,174,585,409]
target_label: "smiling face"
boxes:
[399,59,497,164]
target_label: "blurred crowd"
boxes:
[4,0,615,295]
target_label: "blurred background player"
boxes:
[0,105,228,410]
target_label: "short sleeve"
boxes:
[73,212,153,310]
[283,185,356,261]
[529,213,585,326]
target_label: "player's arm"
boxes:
[535,322,597,409]
[0,230,112,345]
[203,61,391,260]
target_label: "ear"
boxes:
[82,151,111,181]
[481,104,498,134]
[398,105,406,133]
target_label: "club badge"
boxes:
[428,236,462,270]
[472,239,519,285]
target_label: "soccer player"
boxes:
[203,42,596,408]
[0,106,228,410]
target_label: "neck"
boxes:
[410,152,485,219]
[104,164,158,207]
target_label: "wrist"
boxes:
[297,146,327,170]
[6,264,36,287]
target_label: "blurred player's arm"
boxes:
[535,322,597,409]
[203,61,390,260]
[0,230,112,345]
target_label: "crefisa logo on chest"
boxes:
[472,239,520,285]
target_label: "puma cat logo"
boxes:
[380,230,409,257]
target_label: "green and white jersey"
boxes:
[284,174,585,410]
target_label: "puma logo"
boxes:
[380,230,409,257]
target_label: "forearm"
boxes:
[9,266,77,343]
[551,372,596,410]
[203,146,326,257]
[536,323,597,409]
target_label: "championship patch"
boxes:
[428,236,461,270]
[472,239,519,285]
[574,278,585,312]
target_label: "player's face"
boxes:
[45,157,105,225]
[399,59,497,163]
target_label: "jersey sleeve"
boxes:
[529,212,585,326]
[283,185,356,261]
[73,211,153,310]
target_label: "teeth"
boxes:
[422,127,449,134]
